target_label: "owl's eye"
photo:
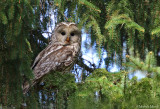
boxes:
[61,32,66,35]
[70,32,75,36]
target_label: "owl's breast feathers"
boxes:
[32,42,80,80]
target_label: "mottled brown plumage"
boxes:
[23,22,81,94]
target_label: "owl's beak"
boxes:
[66,37,70,42]
[65,37,70,45]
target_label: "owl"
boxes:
[23,22,81,94]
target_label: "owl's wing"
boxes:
[31,44,51,69]
[31,49,46,70]
[33,44,75,81]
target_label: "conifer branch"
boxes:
[79,0,101,13]
[76,57,96,73]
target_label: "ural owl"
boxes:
[23,22,81,94]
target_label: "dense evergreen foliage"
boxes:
[0,0,160,108]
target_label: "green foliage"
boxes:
[0,12,8,24]
[0,0,47,108]
[151,26,160,35]
[123,77,160,108]
[38,72,77,109]
[43,71,77,92]
[122,51,160,107]
[68,69,125,109]
[68,68,160,109]
[105,13,145,45]
[105,14,144,32]
[79,0,101,13]
[125,51,160,75]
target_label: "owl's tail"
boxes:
[22,81,31,94]
[23,79,39,94]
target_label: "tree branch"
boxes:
[76,56,96,73]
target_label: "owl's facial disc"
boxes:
[55,24,81,45]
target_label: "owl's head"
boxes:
[52,22,81,45]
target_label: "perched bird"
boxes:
[23,22,81,94]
